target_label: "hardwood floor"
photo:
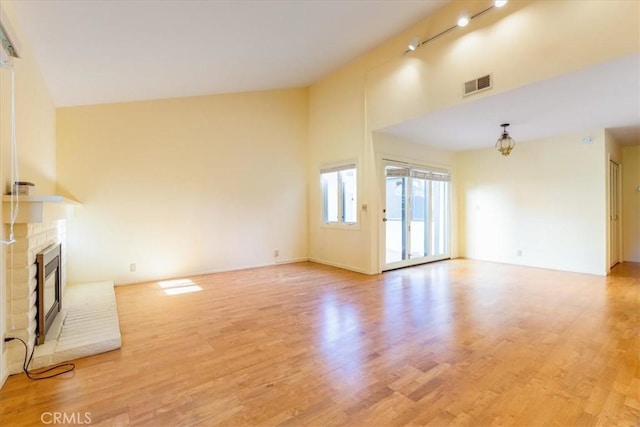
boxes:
[1,260,638,426]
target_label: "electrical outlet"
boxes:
[129,263,136,272]
[274,249,279,258]
[517,249,523,256]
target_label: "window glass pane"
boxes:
[321,165,357,225]
[385,175,407,263]
[410,178,427,258]
[431,180,449,256]
[340,169,357,223]
[322,171,338,222]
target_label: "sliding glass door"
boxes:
[383,161,450,270]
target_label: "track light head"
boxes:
[407,36,420,52]
[457,12,470,27]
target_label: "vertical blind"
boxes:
[385,164,451,182]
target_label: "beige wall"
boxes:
[308,0,638,274]
[367,0,639,131]
[372,133,455,171]
[622,145,640,262]
[456,130,608,275]
[0,36,56,194]
[308,65,370,272]
[57,88,308,285]
[0,4,57,387]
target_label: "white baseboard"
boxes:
[0,370,7,390]
[112,257,311,286]
[308,257,370,275]
[276,257,309,265]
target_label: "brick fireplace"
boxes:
[5,220,66,374]
[2,195,76,374]
[3,195,121,375]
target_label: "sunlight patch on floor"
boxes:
[158,278,202,295]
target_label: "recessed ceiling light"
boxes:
[495,0,508,7]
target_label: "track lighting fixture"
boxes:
[405,0,508,53]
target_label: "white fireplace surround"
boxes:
[2,195,79,224]
[5,220,65,373]
[3,196,121,374]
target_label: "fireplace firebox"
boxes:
[36,243,62,345]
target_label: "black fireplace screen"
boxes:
[36,243,61,345]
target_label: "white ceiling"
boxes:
[381,53,640,148]
[7,0,449,107]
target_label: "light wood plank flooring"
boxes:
[1,259,638,426]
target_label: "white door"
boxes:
[610,160,620,268]
[383,161,451,271]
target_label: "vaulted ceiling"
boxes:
[5,1,639,148]
[7,0,449,107]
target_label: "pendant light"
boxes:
[496,123,516,156]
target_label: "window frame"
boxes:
[320,162,358,228]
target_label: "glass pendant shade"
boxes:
[496,124,515,156]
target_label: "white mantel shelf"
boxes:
[2,195,81,224]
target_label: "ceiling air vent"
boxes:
[463,74,492,97]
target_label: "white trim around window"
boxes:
[320,162,358,228]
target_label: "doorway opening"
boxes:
[383,161,451,271]
[609,160,620,269]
